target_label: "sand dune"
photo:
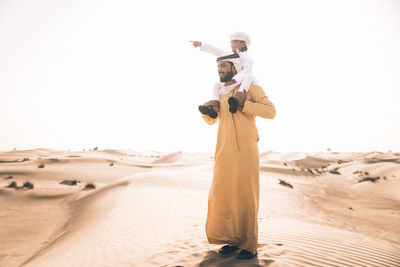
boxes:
[0,149,399,266]
[153,151,183,164]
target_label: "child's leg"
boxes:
[208,83,220,112]
[211,82,221,101]
[229,75,256,113]
[237,74,255,93]
[237,82,246,93]
[199,82,221,118]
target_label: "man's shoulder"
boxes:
[248,83,262,91]
[246,83,264,98]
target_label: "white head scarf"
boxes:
[216,52,243,73]
[215,52,242,95]
[230,32,251,47]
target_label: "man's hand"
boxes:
[190,41,202,48]
[235,91,247,108]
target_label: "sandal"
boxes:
[236,249,257,260]
[198,105,218,118]
[228,97,239,113]
[218,245,239,255]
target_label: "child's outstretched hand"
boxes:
[190,41,202,48]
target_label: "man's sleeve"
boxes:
[200,42,228,57]
[242,85,276,119]
[201,114,219,125]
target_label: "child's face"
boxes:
[231,40,245,53]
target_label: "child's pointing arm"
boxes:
[189,41,227,56]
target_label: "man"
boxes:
[199,52,276,260]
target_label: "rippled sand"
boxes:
[0,148,399,266]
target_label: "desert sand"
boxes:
[0,148,399,267]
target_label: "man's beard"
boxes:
[219,70,234,83]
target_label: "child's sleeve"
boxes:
[200,42,228,57]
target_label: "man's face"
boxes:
[217,61,237,82]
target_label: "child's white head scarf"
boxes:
[230,32,251,47]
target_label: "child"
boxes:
[191,32,257,116]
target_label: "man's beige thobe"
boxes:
[202,83,276,254]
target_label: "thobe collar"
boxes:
[216,81,240,95]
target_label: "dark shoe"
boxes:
[228,97,239,113]
[198,105,218,118]
[236,249,257,260]
[218,245,239,255]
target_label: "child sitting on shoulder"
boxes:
[191,32,257,116]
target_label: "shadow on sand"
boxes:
[197,250,274,267]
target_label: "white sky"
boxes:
[0,0,399,153]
